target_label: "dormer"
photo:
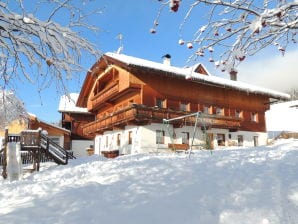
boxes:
[184,63,210,76]
[192,64,210,75]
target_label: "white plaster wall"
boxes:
[94,127,139,155]
[71,140,94,157]
[138,124,164,153]
[92,124,269,156]
[138,123,208,153]
[94,135,101,155]
[208,128,229,148]
[228,131,268,147]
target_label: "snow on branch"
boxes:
[154,0,298,75]
[0,0,102,93]
[0,90,27,128]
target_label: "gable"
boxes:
[194,64,209,75]
[28,115,70,136]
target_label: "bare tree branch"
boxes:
[154,0,298,75]
[0,0,102,94]
[0,90,28,129]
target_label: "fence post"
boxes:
[1,128,8,179]
[7,142,22,181]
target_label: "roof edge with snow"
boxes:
[58,93,90,114]
[104,52,290,100]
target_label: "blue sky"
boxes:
[18,0,209,123]
[11,0,298,123]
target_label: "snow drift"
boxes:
[0,139,297,224]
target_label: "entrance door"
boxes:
[207,133,214,149]
[217,134,226,146]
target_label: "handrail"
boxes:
[82,104,242,135]
[40,134,70,165]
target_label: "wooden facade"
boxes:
[0,115,71,150]
[75,53,289,154]
[61,112,94,140]
[28,115,71,150]
[59,93,95,140]
[77,54,282,136]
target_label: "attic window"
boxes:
[193,64,208,75]
[156,98,165,108]
[216,107,224,115]
[251,112,258,122]
[180,102,189,111]
[203,105,212,114]
[235,110,243,118]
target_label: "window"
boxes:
[216,107,224,115]
[156,98,165,108]
[63,121,72,131]
[237,135,243,146]
[117,134,121,146]
[203,105,212,114]
[235,110,243,118]
[180,102,189,111]
[217,134,225,146]
[251,112,258,122]
[128,131,133,145]
[105,136,109,147]
[253,136,259,147]
[182,132,189,144]
[156,130,165,144]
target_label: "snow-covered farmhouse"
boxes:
[61,52,290,157]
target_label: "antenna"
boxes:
[116,33,123,54]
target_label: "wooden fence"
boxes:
[0,151,53,166]
[1,133,74,166]
[0,150,75,166]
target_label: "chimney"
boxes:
[162,54,171,66]
[229,69,237,81]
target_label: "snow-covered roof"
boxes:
[266,100,298,132]
[58,93,89,113]
[28,113,70,134]
[105,52,290,100]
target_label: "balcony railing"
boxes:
[91,82,119,109]
[82,104,242,136]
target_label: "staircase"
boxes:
[40,134,75,165]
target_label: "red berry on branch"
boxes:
[170,0,180,12]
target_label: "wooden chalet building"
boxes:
[0,114,70,149]
[58,93,94,156]
[74,52,289,156]
[59,93,94,140]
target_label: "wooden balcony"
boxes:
[82,104,242,137]
[91,82,119,109]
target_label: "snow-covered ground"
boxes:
[266,100,298,133]
[1,139,297,224]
